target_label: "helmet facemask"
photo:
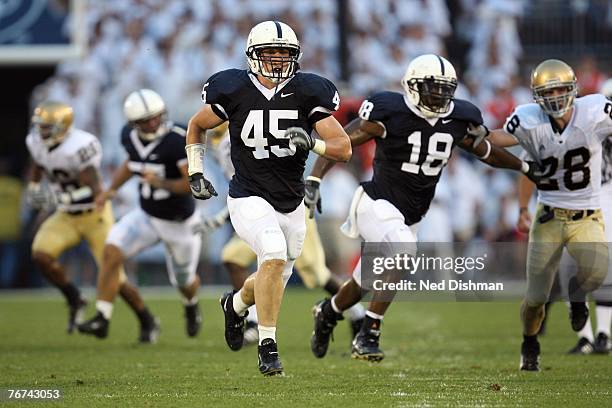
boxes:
[33,119,69,148]
[131,111,169,142]
[408,76,457,117]
[533,83,577,118]
[247,45,300,83]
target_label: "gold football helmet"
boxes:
[31,101,74,148]
[531,59,577,118]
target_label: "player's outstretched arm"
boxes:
[185,105,224,200]
[143,164,191,195]
[95,160,133,210]
[458,137,542,184]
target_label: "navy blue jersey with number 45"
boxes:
[359,91,483,225]
[203,69,340,213]
[121,123,195,221]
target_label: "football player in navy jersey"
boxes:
[306,54,543,362]
[79,89,202,342]
[185,21,351,376]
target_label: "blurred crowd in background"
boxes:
[1,0,611,288]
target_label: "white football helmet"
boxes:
[401,54,458,118]
[246,21,300,83]
[600,78,612,99]
[123,89,168,141]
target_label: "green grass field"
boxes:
[1,288,610,407]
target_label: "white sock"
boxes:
[246,305,258,324]
[183,296,198,306]
[258,325,276,344]
[365,310,384,321]
[595,305,612,336]
[232,289,249,316]
[347,303,366,321]
[577,317,594,342]
[330,296,343,314]
[96,300,113,320]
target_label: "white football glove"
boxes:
[466,124,490,148]
[193,207,230,235]
[26,182,54,209]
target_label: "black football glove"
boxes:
[286,127,315,151]
[188,173,218,200]
[522,161,545,186]
[304,176,322,218]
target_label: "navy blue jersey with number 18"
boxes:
[358,91,484,225]
[203,69,340,213]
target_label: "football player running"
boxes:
[516,77,612,356]
[307,54,542,362]
[185,21,351,376]
[197,129,365,345]
[26,101,151,337]
[78,89,201,341]
[487,60,612,370]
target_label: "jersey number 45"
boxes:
[241,110,298,159]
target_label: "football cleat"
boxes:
[243,320,259,346]
[220,291,247,351]
[140,316,161,344]
[567,337,593,355]
[350,317,364,340]
[67,297,88,334]
[519,339,541,371]
[310,299,343,358]
[184,303,202,337]
[77,312,109,339]
[569,302,589,332]
[258,338,283,376]
[351,328,385,362]
[593,333,611,354]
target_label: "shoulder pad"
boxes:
[512,103,544,129]
[170,124,187,137]
[295,72,338,98]
[450,99,483,125]
[203,69,249,102]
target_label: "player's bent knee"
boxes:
[258,228,287,263]
[103,244,125,268]
[32,251,56,269]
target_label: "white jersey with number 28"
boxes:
[504,94,612,210]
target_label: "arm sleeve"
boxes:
[358,92,391,123]
[595,96,612,142]
[202,72,232,120]
[75,137,103,171]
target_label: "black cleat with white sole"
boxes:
[258,338,283,376]
[567,337,593,355]
[520,339,540,371]
[67,298,88,334]
[77,312,109,339]
[351,329,384,362]
[310,299,343,358]
[569,302,589,332]
[220,291,247,351]
[184,303,202,337]
[140,315,161,344]
[593,333,611,354]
